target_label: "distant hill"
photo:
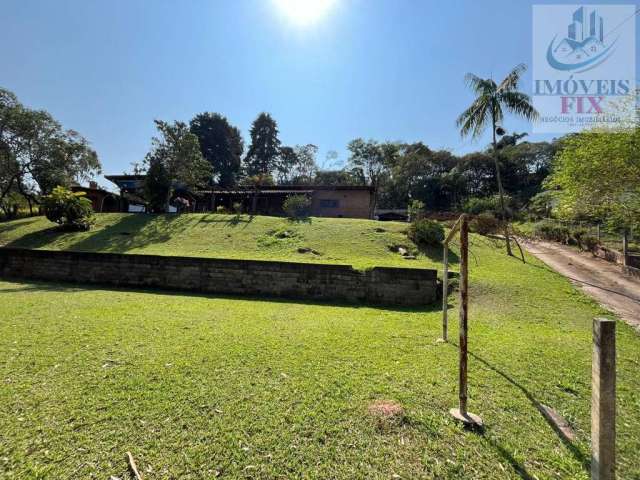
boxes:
[0,213,442,270]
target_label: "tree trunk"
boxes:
[492,111,513,256]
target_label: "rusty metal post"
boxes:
[449,214,482,427]
[442,243,449,342]
[592,318,616,480]
[458,214,469,414]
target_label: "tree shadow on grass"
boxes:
[196,213,255,229]
[417,244,459,265]
[4,214,192,253]
[0,277,442,314]
[0,216,42,237]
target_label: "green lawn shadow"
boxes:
[0,277,441,314]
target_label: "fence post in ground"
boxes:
[592,318,616,480]
[442,244,449,342]
[449,214,482,427]
[596,224,601,243]
[622,231,629,267]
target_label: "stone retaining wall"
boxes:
[0,248,438,306]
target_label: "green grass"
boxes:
[0,214,441,270]
[1,234,639,479]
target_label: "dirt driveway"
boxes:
[523,240,640,330]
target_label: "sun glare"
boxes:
[274,0,336,25]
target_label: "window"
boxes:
[319,199,339,208]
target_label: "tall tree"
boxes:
[277,144,318,184]
[189,112,243,187]
[548,128,640,232]
[456,64,538,255]
[244,113,281,177]
[0,87,100,210]
[143,120,212,212]
[347,139,398,216]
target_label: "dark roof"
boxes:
[105,174,373,192]
[105,174,146,181]
[71,185,119,197]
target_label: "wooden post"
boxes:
[442,244,449,342]
[596,224,601,243]
[458,214,469,414]
[592,318,616,480]
[622,231,629,267]
[449,215,482,427]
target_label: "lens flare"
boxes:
[274,0,336,25]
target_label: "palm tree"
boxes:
[456,63,538,256]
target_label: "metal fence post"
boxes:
[592,318,616,480]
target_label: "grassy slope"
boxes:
[0,214,440,270]
[1,235,639,479]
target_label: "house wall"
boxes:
[311,190,372,219]
[0,248,438,306]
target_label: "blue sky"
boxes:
[2,0,638,189]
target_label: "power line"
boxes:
[603,6,640,40]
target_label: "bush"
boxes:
[407,219,445,247]
[232,202,243,215]
[463,196,500,215]
[532,219,571,243]
[470,213,500,236]
[408,199,425,222]
[570,228,600,251]
[283,195,311,219]
[42,186,94,231]
[463,195,513,218]
[216,205,231,214]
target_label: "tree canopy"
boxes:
[548,128,640,231]
[189,112,243,188]
[245,113,281,177]
[143,120,211,212]
[0,87,100,212]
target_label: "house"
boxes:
[105,174,374,218]
[199,185,374,218]
[71,182,125,212]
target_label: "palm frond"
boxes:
[456,95,492,139]
[464,74,496,95]
[498,63,527,92]
[498,91,539,121]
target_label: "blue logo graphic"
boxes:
[546,6,617,72]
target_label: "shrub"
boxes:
[144,157,171,213]
[283,195,311,219]
[463,195,513,218]
[408,199,425,222]
[42,186,94,231]
[232,202,243,215]
[579,235,599,252]
[532,219,571,243]
[407,219,444,247]
[470,213,500,236]
[527,190,557,220]
[216,205,231,214]
[571,228,600,251]
[463,196,500,215]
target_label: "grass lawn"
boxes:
[1,233,639,479]
[0,214,441,270]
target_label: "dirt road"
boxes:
[523,240,640,330]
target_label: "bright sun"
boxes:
[274,0,336,25]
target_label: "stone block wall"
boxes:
[0,248,438,306]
